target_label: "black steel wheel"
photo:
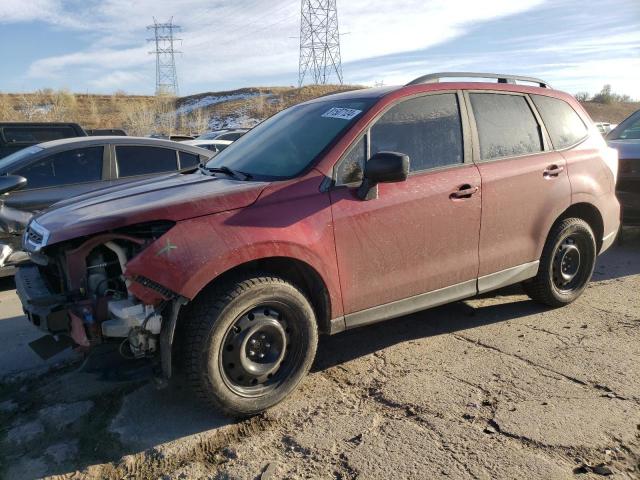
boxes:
[183,274,318,417]
[523,218,596,307]
[220,304,302,397]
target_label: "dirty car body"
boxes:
[14,73,620,416]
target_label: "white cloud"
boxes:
[6,0,640,97]
[88,70,147,90]
[17,0,546,92]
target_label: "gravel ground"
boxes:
[0,229,638,479]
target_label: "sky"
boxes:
[0,0,638,98]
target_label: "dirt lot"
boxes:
[1,229,639,480]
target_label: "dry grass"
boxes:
[581,101,639,123]
[1,86,637,135]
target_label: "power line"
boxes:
[147,17,181,96]
[298,0,343,86]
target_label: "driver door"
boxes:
[329,92,482,327]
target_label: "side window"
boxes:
[116,146,178,177]
[335,136,366,185]
[469,93,542,160]
[370,94,463,172]
[179,151,200,169]
[14,146,103,190]
[530,95,588,149]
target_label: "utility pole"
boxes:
[147,18,181,96]
[298,0,343,87]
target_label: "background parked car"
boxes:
[0,136,214,275]
[196,128,249,141]
[181,139,233,153]
[595,122,617,135]
[607,109,640,226]
[86,128,127,136]
[0,122,86,159]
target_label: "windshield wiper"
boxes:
[198,164,252,181]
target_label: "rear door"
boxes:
[6,145,108,211]
[330,92,482,324]
[466,91,571,290]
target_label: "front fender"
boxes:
[125,172,344,318]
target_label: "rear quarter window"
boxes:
[470,93,543,161]
[531,95,588,149]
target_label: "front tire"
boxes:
[522,218,596,307]
[183,274,318,417]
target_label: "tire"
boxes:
[182,274,318,417]
[522,218,596,307]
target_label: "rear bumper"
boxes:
[15,265,70,334]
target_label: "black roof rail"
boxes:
[406,72,552,89]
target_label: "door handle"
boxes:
[543,165,565,177]
[450,184,479,200]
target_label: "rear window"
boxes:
[470,93,543,161]
[2,126,78,144]
[531,95,587,149]
[116,146,178,177]
[14,146,103,189]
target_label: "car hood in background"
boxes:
[607,139,640,159]
[33,172,268,246]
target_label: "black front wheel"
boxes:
[182,274,318,417]
[523,218,596,307]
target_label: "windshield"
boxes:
[608,110,640,140]
[0,145,43,172]
[197,131,225,140]
[205,98,375,179]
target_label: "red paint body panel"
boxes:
[476,150,571,276]
[125,170,345,318]
[31,80,621,329]
[329,165,481,314]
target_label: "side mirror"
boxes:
[0,175,27,196]
[357,152,409,200]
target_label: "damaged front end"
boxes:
[16,219,185,377]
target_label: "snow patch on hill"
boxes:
[177,92,272,115]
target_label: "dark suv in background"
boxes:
[607,109,640,226]
[9,73,620,417]
[0,122,86,159]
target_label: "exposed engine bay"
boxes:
[15,221,179,368]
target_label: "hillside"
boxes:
[581,101,639,123]
[0,86,636,136]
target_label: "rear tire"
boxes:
[522,218,596,307]
[182,274,318,417]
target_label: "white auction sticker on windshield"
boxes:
[321,107,362,120]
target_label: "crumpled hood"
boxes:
[607,139,640,159]
[33,172,268,246]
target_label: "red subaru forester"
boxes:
[10,73,620,416]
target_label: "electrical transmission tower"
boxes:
[147,18,181,96]
[298,0,343,87]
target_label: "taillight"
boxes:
[603,147,618,184]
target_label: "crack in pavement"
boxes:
[451,334,640,407]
